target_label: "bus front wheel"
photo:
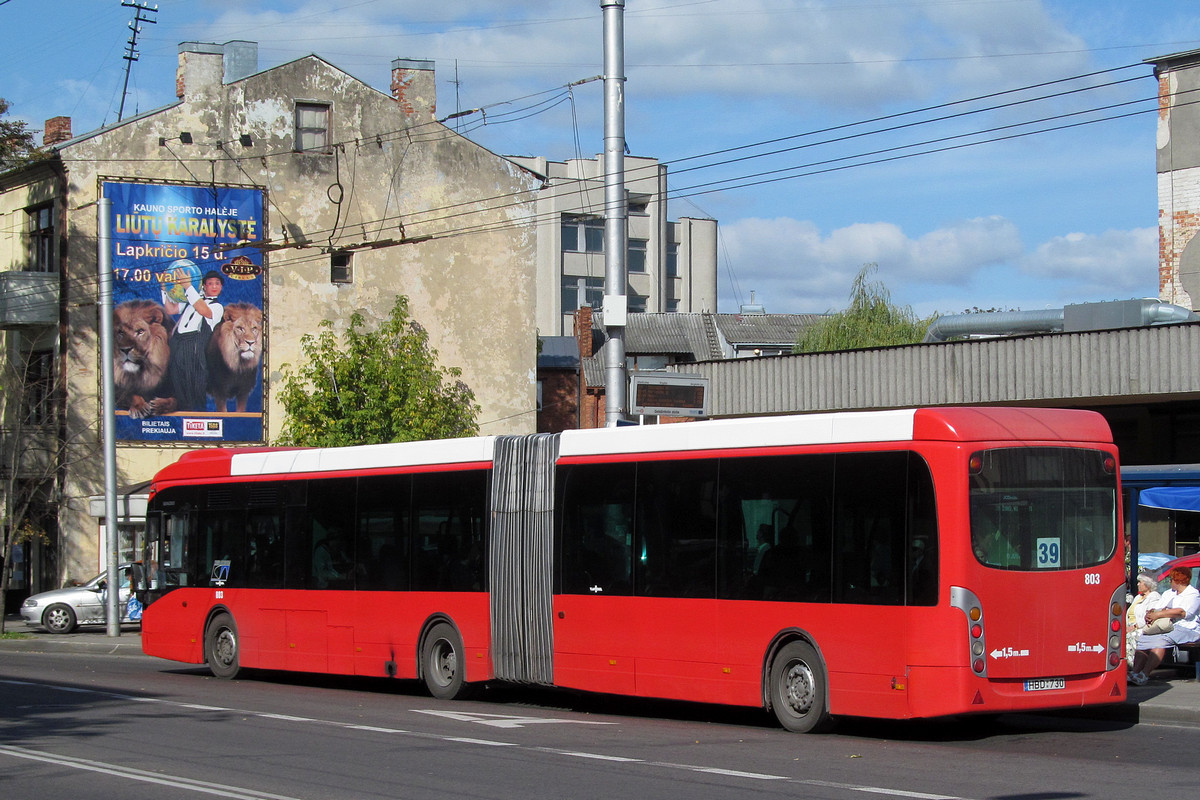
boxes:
[421,622,472,700]
[205,612,241,679]
[769,641,832,733]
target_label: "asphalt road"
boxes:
[1,648,1197,800]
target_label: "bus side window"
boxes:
[833,453,906,606]
[245,509,284,589]
[356,474,411,591]
[634,459,718,599]
[557,463,634,596]
[307,478,357,589]
[411,471,487,592]
[906,455,939,606]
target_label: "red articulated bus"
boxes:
[138,406,1127,732]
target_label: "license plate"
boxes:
[1024,678,1066,692]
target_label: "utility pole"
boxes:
[601,0,627,427]
[98,195,121,637]
[118,0,158,122]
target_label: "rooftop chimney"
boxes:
[222,41,258,83]
[43,116,72,146]
[391,58,436,120]
[176,41,258,100]
[575,306,594,368]
[177,42,224,99]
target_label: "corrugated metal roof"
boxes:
[675,323,1200,418]
[594,312,721,359]
[713,313,821,346]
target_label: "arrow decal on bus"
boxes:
[989,647,1030,659]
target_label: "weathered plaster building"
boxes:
[1,42,539,593]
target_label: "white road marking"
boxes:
[413,709,615,728]
[0,678,973,799]
[0,744,304,800]
[443,737,519,747]
[554,751,644,763]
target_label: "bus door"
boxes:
[140,504,193,606]
[553,460,638,695]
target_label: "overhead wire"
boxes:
[0,62,1180,315]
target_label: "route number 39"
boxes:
[1035,537,1061,568]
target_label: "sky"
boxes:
[3,0,1200,318]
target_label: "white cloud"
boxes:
[1021,227,1158,298]
[720,215,1023,313]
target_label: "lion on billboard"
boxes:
[206,302,263,412]
[113,299,177,418]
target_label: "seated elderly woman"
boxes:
[1128,566,1200,685]
[1126,572,1162,663]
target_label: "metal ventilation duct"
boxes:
[922,299,1198,343]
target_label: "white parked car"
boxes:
[19,564,138,634]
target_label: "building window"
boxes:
[628,294,647,313]
[562,276,604,311]
[628,239,647,273]
[21,349,55,426]
[27,204,54,272]
[666,242,678,278]
[665,298,679,312]
[295,102,331,153]
[562,215,604,253]
[331,250,352,284]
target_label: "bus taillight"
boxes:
[1106,585,1126,671]
[952,587,988,677]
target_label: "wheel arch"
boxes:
[202,604,236,661]
[761,627,827,711]
[204,604,235,635]
[415,613,461,682]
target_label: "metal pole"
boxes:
[601,0,627,427]
[99,196,121,637]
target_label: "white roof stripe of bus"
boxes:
[229,436,497,476]
[226,408,917,476]
[558,408,918,457]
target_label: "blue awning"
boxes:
[1138,486,1200,512]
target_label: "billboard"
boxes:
[104,181,265,443]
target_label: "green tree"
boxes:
[794,263,934,353]
[277,296,480,447]
[0,98,40,171]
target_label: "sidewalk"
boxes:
[2,615,1197,726]
[2,615,145,657]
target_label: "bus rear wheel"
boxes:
[205,612,241,679]
[769,641,832,733]
[422,622,472,700]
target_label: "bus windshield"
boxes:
[969,446,1116,570]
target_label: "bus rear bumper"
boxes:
[907,665,1127,718]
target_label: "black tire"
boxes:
[205,612,241,679]
[769,640,833,733]
[421,622,472,700]
[42,603,77,634]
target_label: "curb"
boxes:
[0,634,145,657]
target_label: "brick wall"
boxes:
[1159,168,1200,309]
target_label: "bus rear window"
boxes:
[969,447,1116,570]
